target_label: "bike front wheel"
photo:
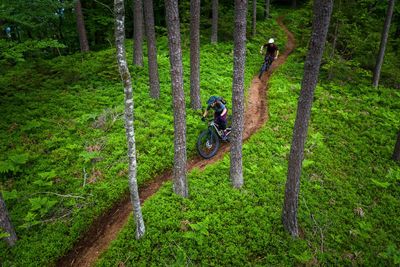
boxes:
[197,129,220,159]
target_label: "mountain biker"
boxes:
[259,38,279,79]
[260,38,279,61]
[202,96,228,140]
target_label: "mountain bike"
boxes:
[197,119,232,159]
[258,55,274,79]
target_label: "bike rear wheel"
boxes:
[197,129,220,159]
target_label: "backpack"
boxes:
[207,96,227,106]
[217,96,227,105]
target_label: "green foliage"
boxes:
[0,152,29,175]
[0,6,270,264]
[284,3,400,88]
[0,230,11,239]
[98,11,399,266]
[0,39,66,65]
[2,190,18,201]
[380,243,400,265]
[1,3,399,266]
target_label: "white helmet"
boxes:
[268,38,274,44]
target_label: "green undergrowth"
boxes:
[97,19,400,267]
[0,9,284,267]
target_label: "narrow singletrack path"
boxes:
[58,17,295,267]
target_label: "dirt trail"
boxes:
[58,18,295,267]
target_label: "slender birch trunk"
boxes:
[133,0,144,66]
[190,0,202,109]
[143,0,160,98]
[282,0,333,237]
[165,0,188,198]
[114,0,145,239]
[230,0,248,189]
[372,0,395,88]
[0,194,17,247]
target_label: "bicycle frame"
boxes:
[208,120,231,139]
[259,55,274,78]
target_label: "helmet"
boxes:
[268,38,274,44]
[207,96,218,105]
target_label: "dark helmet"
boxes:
[207,96,218,105]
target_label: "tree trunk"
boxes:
[190,0,202,110]
[282,0,333,237]
[165,0,188,198]
[252,0,257,37]
[133,0,144,66]
[328,20,339,80]
[372,0,395,88]
[0,194,17,247]
[143,0,160,98]
[211,0,218,44]
[394,16,400,51]
[75,0,89,52]
[292,0,297,8]
[230,0,248,189]
[393,130,400,161]
[114,0,145,239]
[264,0,270,19]
[58,11,64,41]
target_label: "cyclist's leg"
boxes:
[216,113,228,140]
[219,114,227,131]
[259,61,267,78]
[266,55,273,70]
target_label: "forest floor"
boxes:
[57,18,295,267]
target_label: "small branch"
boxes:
[83,167,88,187]
[33,192,86,199]
[93,0,113,14]
[302,196,324,253]
[39,210,73,224]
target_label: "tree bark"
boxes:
[114,0,145,239]
[143,0,160,98]
[75,0,89,52]
[394,16,400,51]
[372,0,395,88]
[190,0,202,109]
[165,0,188,198]
[133,0,144,67]
[282,0,333,237]
[211,0,218,44]
[0,194,17,247]
[328,20,339,80]
[230,0,248,189]
[393,130,400,161]
[264,0,270,19]
[252,0,257,37]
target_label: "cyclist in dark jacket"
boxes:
[202,96,228,140]
[258,38,279,79]
[260,38,279,60]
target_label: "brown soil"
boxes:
[57,17,295,267]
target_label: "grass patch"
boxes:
[0,9,284,267]
[97,15,400,267]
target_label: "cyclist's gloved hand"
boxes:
[201,117,206,122]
